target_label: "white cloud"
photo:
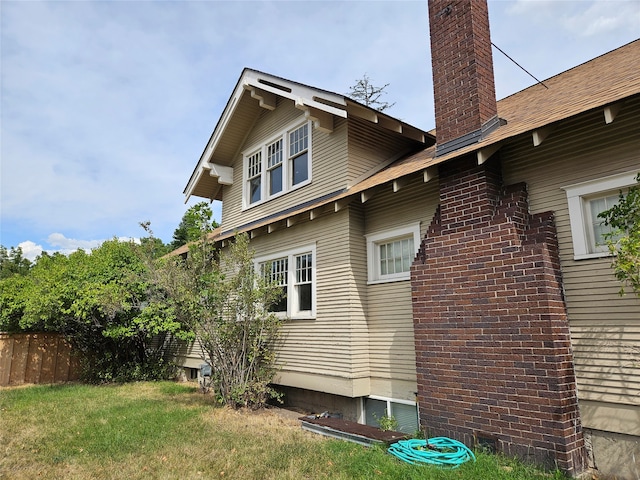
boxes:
[16,234,143,262]
[562,2,640,37]
[18,241,43,262]
[47,233,104,251]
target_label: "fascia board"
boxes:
[241,70,347,118]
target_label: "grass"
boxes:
[0,382,567,480]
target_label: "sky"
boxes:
[1,0,639,261]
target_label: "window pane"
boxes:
[292,152,308,185]
[248,151,261,177]
[297,283,311,311]
[270,164,282,195]
[402,238,413,271]
[589,194,620,249]
[289,124,308,157]
[267,139,283,167]
[393,240,402,272]
[378,236,413,276]
[250,177,261,204]
[364,398,387,428]
[290,124,309,186]
[295,253,312,312]
[261,258,288,312]
[296,253,312,283]
[380,244,388,276]
[391,403,418,434]
[272,286,288,312]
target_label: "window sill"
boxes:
[367,276,410,286]
[573,251,613,261]
[288,315,315,321]
[243,178,312,211]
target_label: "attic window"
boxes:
[243,120,312,208]
[258,78,292,93]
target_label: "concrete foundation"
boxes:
[588,429,640,480]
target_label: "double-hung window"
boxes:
[244,121,311,208]
[366,224,421,283]
[257,244,316,319]
[562,172,636,259]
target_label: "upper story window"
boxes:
[562,171,637,260]
[256,244,316,319]
[366,223,421,284]
[244,121,311,209]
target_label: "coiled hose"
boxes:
[388,437,476,468]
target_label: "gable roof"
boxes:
[184,68,434,202]
[185,39,640,244]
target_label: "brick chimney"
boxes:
[429,0,500,155]
[411,1,587,475]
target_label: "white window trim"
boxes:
[562,171,637,260]
[255,243,316,320]
[242,120,312,210]
[367,394,416,407]
[365,223,421,284]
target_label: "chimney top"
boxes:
[429,0,501,156]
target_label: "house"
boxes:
[178,0,640,477]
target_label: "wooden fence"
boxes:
[0,333,81,386]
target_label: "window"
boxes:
[263,257,288,313]
[364,396,418,434]
[586,193,622,251]
[562,172,636,259]
[256,244,316,319]
[365,224,421,283]
[244,121,312,208]
[289,123,309,186]
[247,151,262,204]
[267,139,283,196]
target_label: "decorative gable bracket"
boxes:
[245,85,277,111]
[295,100,334,134]
[205,162,234,185]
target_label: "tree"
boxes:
[599,173,640,297]
[347,74,396,112]
[170,202,218,250]
[139,222,172,258]
[158,232,283,408]
[3,239,191,382]
[0,246,32,279]
[0,274,31,332]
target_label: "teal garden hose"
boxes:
[388,437,476,468]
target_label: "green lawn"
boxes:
[0,382,566,480]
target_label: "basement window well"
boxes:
[364,396,419,434]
